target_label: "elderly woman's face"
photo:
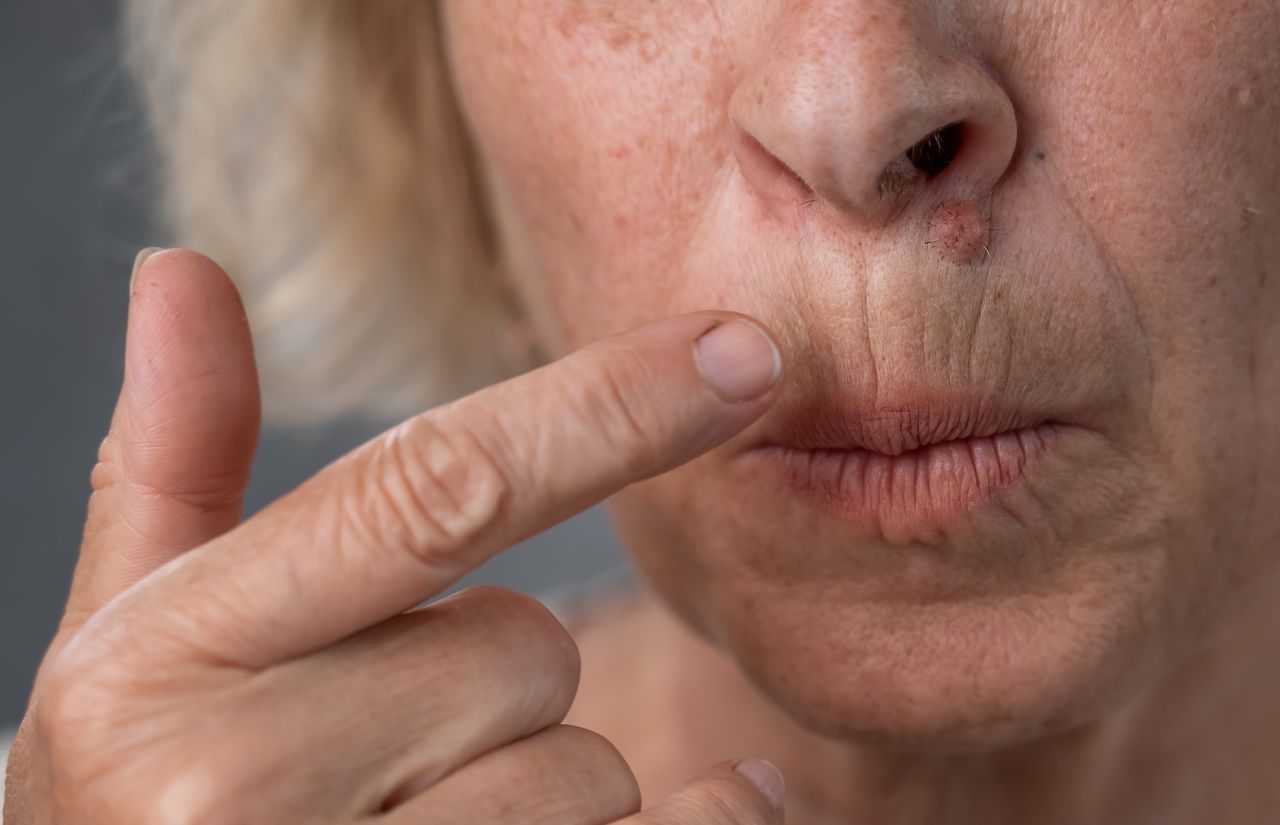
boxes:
[442,1,1280,746]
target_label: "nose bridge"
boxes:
[730,0,1017,225]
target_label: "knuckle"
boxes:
[338,414,507,573]
[91,437,122,493]
[458,584,562,631]
[124,772,222,825]
[36,655,116,757]
[450,585,581,695]
[550,723,626,765]
[38,668,264,824]
[33,671,80,754]
[125,470,250,516]
[141,753,260,825]
[89,747,266,825]
[34,648,270,825]
[551,725,642,815]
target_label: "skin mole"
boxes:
[927,199,989,265]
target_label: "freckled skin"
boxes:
[928,199,987,265]
[444,0,1280,818]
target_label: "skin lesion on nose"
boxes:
[927,199,990,266]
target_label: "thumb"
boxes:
[624,759,785,825]
[63,248,261,628]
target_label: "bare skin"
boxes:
[443,1,1280,822]
[566,582,1280,824]
[9,1,1280,822]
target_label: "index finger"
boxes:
[99,311,783,668]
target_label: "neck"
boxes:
[608,576,1280,825]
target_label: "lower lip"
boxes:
[742,424,1061,538]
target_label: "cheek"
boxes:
[1064,4,1280,556]
[445,1,739,347]
[986,0,1280,345]
[979,0,1280,575]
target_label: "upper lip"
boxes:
[752,394,1054,456]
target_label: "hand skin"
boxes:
[3,249,788,824]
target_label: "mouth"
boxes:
[739,399,1066,540]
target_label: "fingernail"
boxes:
[694,319,782,402]
[734,758,785,811]
[130,247,164,293]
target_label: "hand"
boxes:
[4,249,787,824]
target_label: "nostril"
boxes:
[905,122,965,178]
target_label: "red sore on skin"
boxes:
[928,199,988,265]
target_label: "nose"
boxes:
[729,2,1018,226]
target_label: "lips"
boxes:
[739,397,1064,539]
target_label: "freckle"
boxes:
[1231,85,1254,109]
[554,13,574,38]
[607,27,634,50]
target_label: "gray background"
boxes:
[0,1,625,729]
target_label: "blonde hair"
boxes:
[124,0,526,425]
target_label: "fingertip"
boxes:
[129,247,165,293]
[694,317,784,402]
[125,247,253,360]
[130,247,244,308]
[121,245,260,470]
[732,758,786,811]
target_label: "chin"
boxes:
[707,585,1169,752]
[613,476,1204,753]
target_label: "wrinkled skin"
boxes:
[443,0,1280,760]
[4,251,791,824]
[6,3,1278,823]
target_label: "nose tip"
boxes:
[729,6,1018,227]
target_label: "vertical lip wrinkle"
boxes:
[748,426,1057,536]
